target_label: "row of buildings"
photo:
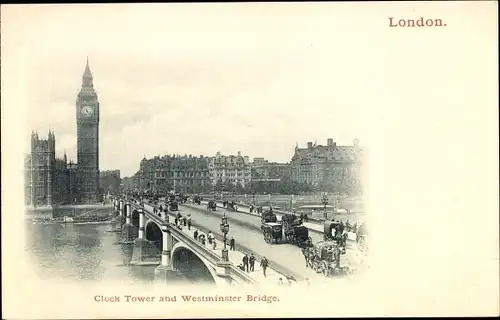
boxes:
[124,138,364,193]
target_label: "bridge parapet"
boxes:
[112,196,258,286]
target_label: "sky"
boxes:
[2,3,496,177]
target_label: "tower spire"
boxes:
[85,56,91,75]
[81,57,94,90]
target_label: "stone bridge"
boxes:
[110,197,257,286]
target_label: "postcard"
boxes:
[1,2,498,319]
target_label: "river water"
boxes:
[25,221,157,284]
[25,220,216,285]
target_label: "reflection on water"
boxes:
[25,221,215,286]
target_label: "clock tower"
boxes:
[76,58,100,203]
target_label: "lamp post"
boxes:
[321,192,329,220]
[220,213,230,261]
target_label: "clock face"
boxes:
[81,106,94,117]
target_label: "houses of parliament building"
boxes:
[24,59,101,206]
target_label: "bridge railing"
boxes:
[120,197,258,285]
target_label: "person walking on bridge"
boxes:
[249,253,255,272]
[187,216,192,230]
[260,256,269,277]
[193,229,198,241]
[229,237,235,251]
[242,254,249,272]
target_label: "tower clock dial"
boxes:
[81,106,94,117]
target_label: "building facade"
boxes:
[250,157,291,181]
[76,58,100,203]
[290,138,364,193]
[99,170,121,193]
[24,59,102,206]
[121,176,134,191]
[137,155,211,193]
[25,131,80,206]
[209,151,251,187]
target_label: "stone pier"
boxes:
[120,202,137,244]
[154,228,184,283]
[129,209,160,265]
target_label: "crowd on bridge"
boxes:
[115,189,366,282]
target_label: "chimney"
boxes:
[307,142,313,149]
[327,138,334,146]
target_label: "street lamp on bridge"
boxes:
[220,213,230,261]
[321,192,329,220]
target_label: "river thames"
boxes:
[25,221,158,284]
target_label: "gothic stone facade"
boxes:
[25,59,101,206]
[76,59,100,203]
[24,132,80,206]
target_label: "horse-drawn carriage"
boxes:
[207,200,217,211]
[281,214,312,248]
[303,240,352,277]
[260,212,312,248]
[169,200,178,211]
[226,201,238,212]
[261,222,283,244]
[175,193,188,204]
[261,208,277,224]
[193,195,201,205]
[324,220,348,250]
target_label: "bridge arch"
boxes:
[131,209,140,227]
[145,220,163,250]
[170,242,218,285]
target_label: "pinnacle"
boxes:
[84,57,92,76]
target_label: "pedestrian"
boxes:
[174,217,178,226]
[229,237,235,250]
[334,246,341,271]
[212,239,217,250]
[183,216,187,226]
[242,254,249,272]
[278,278,284,285]
[302,248,309,267]
[249,253,255,271]
[260,256,269,277]
[193,229,198,240]
[187,218,192,230]
[208,231,214,245]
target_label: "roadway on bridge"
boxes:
[154,201,367,284]
[142,203,292,287]
[185,202,325,244]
